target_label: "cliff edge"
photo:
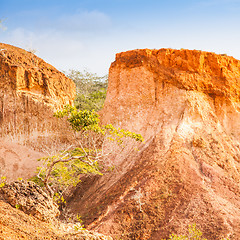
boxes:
[0,43,75,137]
[0,43,75,109]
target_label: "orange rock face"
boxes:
[66,49,240,240]
[0,43,75,181]
[0,43,75,136]
[0,43,75,109]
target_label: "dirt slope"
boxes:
[0,180,112,240]
[65,49,240,240]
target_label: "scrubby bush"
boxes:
[32,105,144,198]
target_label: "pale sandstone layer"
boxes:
[66,49,240,240]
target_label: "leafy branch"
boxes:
[32,105,144,199]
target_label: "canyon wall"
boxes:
[0,43,75,180]
[66,49,240,240]
[0,43,75,137]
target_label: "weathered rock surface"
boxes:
[0,141,43,181]
[0,200,113,240]
[0,43,75,109]
[0,43,75,181]
[0,43,75,137]
[0,180,59,222]
[65,49,240,239]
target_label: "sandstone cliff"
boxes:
[0,43,75,181]
[0,43,75,137]
[65,49,240,240]
[0,43,113,240]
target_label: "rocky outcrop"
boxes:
[65,49,240,239]
[0,200,113,240]
[0,43,75,109]
[0,181,112,239]
[0,180,59,222]
[0,43,75,137]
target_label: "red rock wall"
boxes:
[66,49,240,240]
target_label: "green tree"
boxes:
[66,69,108,111]
[33,106,144,198]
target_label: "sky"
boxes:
[1,0,240,75]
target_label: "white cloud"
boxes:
[0,10,113,75]
[57,10,111,32]
[6,28,35,48]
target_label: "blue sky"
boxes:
[1,0,240,75]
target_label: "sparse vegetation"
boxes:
[15,204,21,209]
[162,224,207,240]
[32,105,144,198]
[0,176,6,188]
[74,214,85,231]
[162,224,230,240]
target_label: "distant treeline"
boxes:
[66,70,108,111]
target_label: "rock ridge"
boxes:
[0,43,75,109]
[111,48,240,104]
